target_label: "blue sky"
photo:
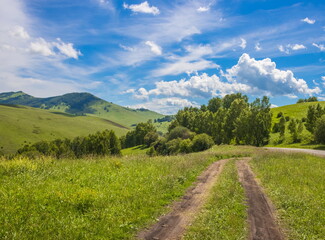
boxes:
[0,0,324,114]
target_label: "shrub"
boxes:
[285,116,290,122]
[314,116,325,144]
[166,138,182,155]
[277,112,283,118]
[179,139,193,154]
[146,146,157,157]
[192,133,214,152]
[167,126,194,141]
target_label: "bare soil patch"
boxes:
[237,159,285,240]
[137,158,230,240]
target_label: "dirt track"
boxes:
[137,158,229,240]
[237,159,284,240]
[265,147,325,157]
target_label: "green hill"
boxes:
[0,91,163,127]
[269,101,325,148]
[271,101,325,124]
[0,104,128,154]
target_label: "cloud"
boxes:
[10,25,29,39]
[123,1,160,15]
[152,44,218,77]
[28,38,82,59]
[270,104,278,108]
[131,72,251,100]
[278,44,306,53]
[322,76,325,87]
[29,38,55,56]
[145,41,162,55]
[240,38,247,49]
[255,42,262,51]
[54,38,82,59]
[313,43,325,51]
[301,17,315,24]
[197,6,210,12]
[129,97,199,114]
[289,44,306,51]
[225,53,321,96]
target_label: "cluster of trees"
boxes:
[119,121,214,156]
[154,115,174,123]
[169,93,272,146]
[17,130,121,159]
[306,104,325,143]
[297,96,318,103]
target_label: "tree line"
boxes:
[17,130,121,159]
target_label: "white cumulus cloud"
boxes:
[225,53,320,96]
[289,44,306,51]
[145,41,162,55]
[301,17,315,24]
[54,38,82,59]
[29,38,55,56]
[123,1,160,15]
[255,43,262,51]
[313,43,325,51]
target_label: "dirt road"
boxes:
[237,159,284,240]
[265,147,325,157]
[138,158,230,240]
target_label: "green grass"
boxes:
[251,152,325,239]
[0,151,220,240]
[0,105,128,154]
[87,101,163,128]
[121,145,148,156]
[184,159,247,240]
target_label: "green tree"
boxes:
[314,116,325,144]
[207,97,222,113]
[288,119,298,143]
[192,134,214,152]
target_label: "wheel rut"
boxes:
[137,158,230,240]
[237,159,285,240]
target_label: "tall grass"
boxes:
[0,151,218,239]
[251,152,325,239]
[184,159,247,240]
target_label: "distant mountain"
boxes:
[0,91,163,127]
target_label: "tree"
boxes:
[167,126,194,141]
[314,116,325,144]
[207,97,222,113]
[144,131,159,147]
[288,119,298,143]
[279,115,286,141]
[305,104,324,133]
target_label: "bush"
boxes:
[179,139,193,154]
[192,134,214,152]
[146,146,157,157]
[167,126,194,141]
[277,112,283,118]
[314,116,325,144]
[165,138,182,155]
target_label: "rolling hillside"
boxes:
[0,91,163,127]
[269,101,325,147]
[0,104,128,154]
[270,101,325,123]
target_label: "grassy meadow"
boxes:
[0,104,128,154]
[0,150,221,239]
[251,152,325,239]
[0,145,324,239]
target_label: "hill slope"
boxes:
[0,104,128,154]
[271,101,325,123]
[0,91,163,127]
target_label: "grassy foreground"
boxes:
[184,159,247,240]
[0,151,219,239]
[251,152,325,239]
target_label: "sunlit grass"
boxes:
[0,151,218,239]
[251,152,325,239]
